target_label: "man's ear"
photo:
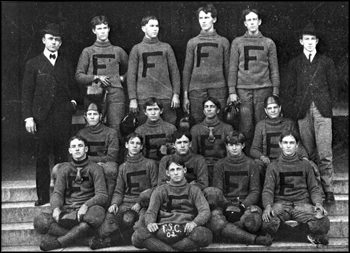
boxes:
[299,39,304,46]
[183,167,187,173]
[258,19,262,26]
[165,169,170,177]
[279,141,283,149]
[84,146,89,153]
[160,108,163,115]
[141,26,146,33]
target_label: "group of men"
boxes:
[22,3,337,252]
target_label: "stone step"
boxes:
[1,238,348,252]
[2,174,348,203]
[1,216,347,247]
[2,194,348,225]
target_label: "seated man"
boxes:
[135,97,177,165]
[158,129,208,190]
[89,132,158,249]
[204,131,272,246]
[261,130,330,246]
[132,158,213,251]
[191,97,234,185]
[33,136,108,251]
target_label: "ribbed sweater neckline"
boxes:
[244,31,263,38]
[227,153,247,164]
[198,29,218,38]
[168,178,188,187]
[203,117,220,127]
[143,36,159,44]
[94,40,112,47]
[279,153,299,163]
[265,117,282,125]
[126,153,143,163]
[145,118,163,127]
[173,151,193,163]
[86,123,103,134]
[71,156,89,167]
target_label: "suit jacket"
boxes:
[22,53,81,122]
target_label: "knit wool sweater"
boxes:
[182,30,230,92]
[228,32,280,94]
[77,123,119,163]
[111,153,158,206]
[158,151,209,190]
[262,153,322,208]
[75,40,128,95]
[51,158,108,210]
[135,118,177,161]
[127,37,180,100]
[190,117,233,160]
[212,153,260,207]
[145,179,211,226]
[250,117,309,160]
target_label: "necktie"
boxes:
[49,54,56,60]
[207,127,216,143]
[75,167,83,184]
[309,54,312,62]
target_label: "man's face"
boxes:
[203,100,219,119]
[244,12,261,34]
[279,135,298,156]
[300,35,319,52]
[198,11,216,32]
[226,142,245,157]
[42,34,62,52]
[85,110,101,127]
[125,137,143,156]
[174,135,191,155]
[69,139,88,160]
[142,19,159,39]
[166,162,187,184]
[93,23,110,42]
[144,103,163,121]
[265,103,281,119]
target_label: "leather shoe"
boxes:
[35,197,50,206]
[325,192,335,203]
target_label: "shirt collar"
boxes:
[43,48,58,60]
[303,49,317,61]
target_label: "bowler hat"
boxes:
[42,23,62,37]
[301,23,318,37]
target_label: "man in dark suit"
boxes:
[22,23,81,206]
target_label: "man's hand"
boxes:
[96,75,111,87]
[183,94,190,113]
[52,208,61,223]
[171,94,180,108]
[228,93,239,104]
[184,221,197,235]
[260,156,271,164]
[262,205,275,222]
[315,203,328,217]
[25,118,36,134]
[131,203,141,213]
[77,204,88,222]
[129,99,138,113]
[108,204,119,215]
[147,223,159,233]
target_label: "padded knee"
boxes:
[242,206,262,234]
[261,216,280,236]
[203,187,225,209]
[34,212,53,234]
[102,162,118,179]
[138,189,153,208]
[83,205,106,228]
[308,216,330,235]
[206,209,228,237]
[132,227,153,248]
[188,226,213,247]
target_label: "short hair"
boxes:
[171,129,192,143]
[143,97,163,111]
[264,95,281,108]
[69,136,88,148]
[196,3,217,19]
[125,132,144,145]
[166,156,186,171]
[202,96,221,110]
[279,130,300,144]
[141,15,158,26]
[242,8,260,21]
[225,131,245,145]
[91,15,109,29]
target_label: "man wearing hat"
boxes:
[22,23,81,206]
[284,23,338,203]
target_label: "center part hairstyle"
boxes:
[225,130,246,145]
[202,96,221,110]
[279,129,301,144]
[143,97,163,110]
[196,3,217,19]
[264,95,281,108]
[91,15,109,29]
[241,8,260,20]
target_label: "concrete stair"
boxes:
[2,174,349,251]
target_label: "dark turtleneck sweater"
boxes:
[51,156,108,210]
[182,30,230,93]
[75,40,128,95]
[135,118,177,161]
[190,116,233,160]
[262,153,322,208]
[158,150,208,190]
[212,153,260,207]
[112,153,158,206]
[127,36,181,100]
[77,123,119,163]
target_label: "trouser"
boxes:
[35,102,72,201]
[237,88,272,154]
[105,88,125,138]
[261,202,330,237]
[137,98,177,126]
[298,102,334,193]
[189,87,228,124]
[206,157,220,186]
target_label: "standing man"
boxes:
[228,8,280,153]
[182,3,230,123]
[22,23,81,206]
[127,15,181,126]
[285,23,338,203]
